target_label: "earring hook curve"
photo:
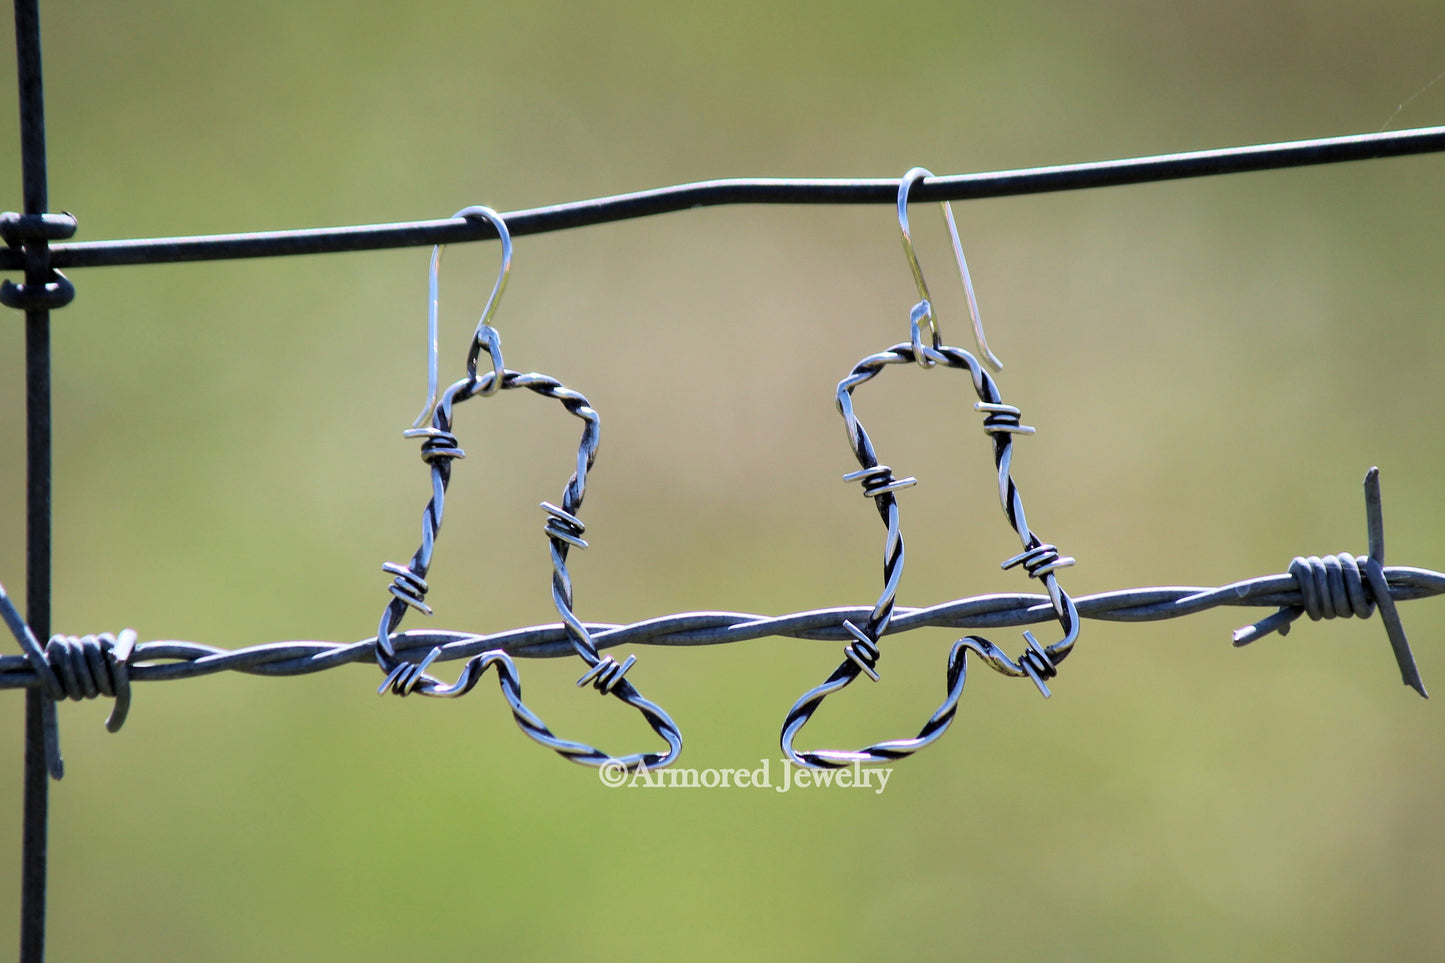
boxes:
[411,205,513,428]
[897,168,1002,372]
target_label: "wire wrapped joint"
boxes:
[0,270,73,310]
[468,323,506,396]
[974,402,1036,437]
[909,300,941,368]
[1234,553,1375,646]
[379,645,443,696]
[0,210,79,311]
[402,426,465,465]
[542,501,588,550]
[577,653,636,694]
[1002,543,1076,580]
[0,211,77,245]
[41,630,136,732]
[1015,631,1059,697]
[1231,468,1427,697]
[842,620,882,681]
[843,465,917,500]
[382,561,431,616]
[965,631,1062,698]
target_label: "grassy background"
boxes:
[2,1,1445,958]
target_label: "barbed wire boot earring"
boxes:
[373,207,682,773]
[780,168,1080,770]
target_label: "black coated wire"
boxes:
[3,125,1445,271]
[9,1,57,960]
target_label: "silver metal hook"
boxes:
[897,168,1002,371]
[410,205,513,428]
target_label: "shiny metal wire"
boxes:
[4,562,1438,683]
[780,340,1079,769]
[376,366,682,771]
[897,167,1002,371]
[1,511,1434,694]
[412,206,513,428]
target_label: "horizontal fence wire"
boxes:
[3,125,1445,271]
[3,566,1443,691]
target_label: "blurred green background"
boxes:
[2,1,1444,959]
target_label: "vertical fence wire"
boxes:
[11,0,53,959]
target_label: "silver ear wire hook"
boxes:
[411,205,513,428]
[898,167,1002,372]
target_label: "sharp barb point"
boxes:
[1365,466,1386,563]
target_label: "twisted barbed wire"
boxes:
[779,340,1080,768]
[5,562,1440,685]
[374,365,682,772]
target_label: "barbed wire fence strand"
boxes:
[4,562,1441,699]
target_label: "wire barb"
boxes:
[1002,543,1076,580]
[843,465,917,500]
[576,654,636,694]
[842,621,881,682]
[1232,468,1427,698]
[542,501,589,550]
[403,427,466,465]
[975,402,1035,436]
[0,584,136,781]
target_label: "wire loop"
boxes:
[0,210,77,245]
[0,270,73,310]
